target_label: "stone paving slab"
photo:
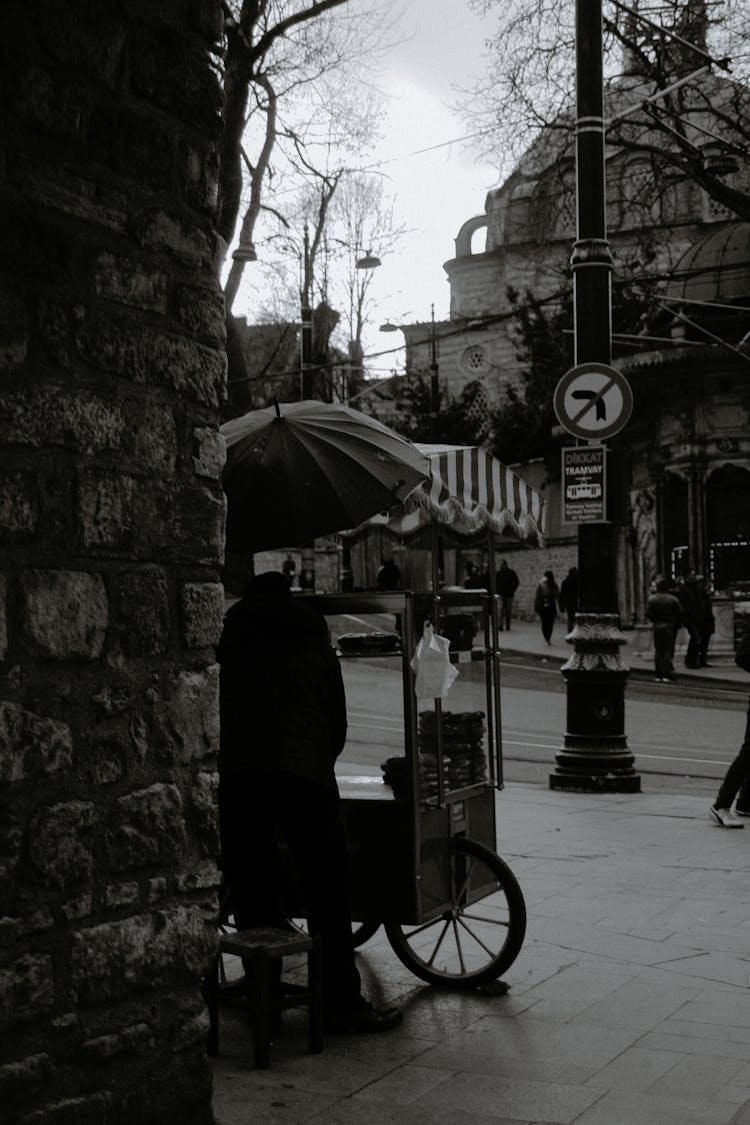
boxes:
[212,781,750,1124]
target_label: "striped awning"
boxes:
[360,444,545,542]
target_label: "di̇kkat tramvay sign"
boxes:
[553,362,633,525]
[561,445,607,524]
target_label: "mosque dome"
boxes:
[666,222,750,306]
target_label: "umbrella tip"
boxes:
[272,397,282,419]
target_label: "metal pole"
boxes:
[300,225,313,401]
[549,0,640,793]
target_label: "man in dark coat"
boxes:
[558,566,579,633]
[495,559,519,630]
[711,630,750,827]
[217,571,402,1033]
[646,575,683,683]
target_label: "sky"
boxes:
[229,0,502,378]
[355,0,500,369]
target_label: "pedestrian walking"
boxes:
[558,566,579,633]
[495,559,519,630]
[697,574,715,667]
[534,570,558,645]
[217,571,403,1032]
[646,575,683,683]
[710,630,750,827]
[676,569,705,668]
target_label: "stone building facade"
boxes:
[1,4,226,1122]
[400,66,750,629]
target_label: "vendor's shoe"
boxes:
[711,806,744,828]
[325,1000,403,1034]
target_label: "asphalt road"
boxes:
[337,651,749,801]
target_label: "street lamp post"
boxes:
[549,0,641,792]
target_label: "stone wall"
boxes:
[1,3,225,1122]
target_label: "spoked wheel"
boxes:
[384,836,526,988]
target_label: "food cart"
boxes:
[284,446,546,987]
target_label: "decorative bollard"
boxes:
[550,613,641,792]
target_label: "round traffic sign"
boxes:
[553,362,633,441]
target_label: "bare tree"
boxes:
[464,0,750,219]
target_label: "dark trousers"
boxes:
[499,596,514,630]
[685,623,701,667]
[218,771,362,1021]
[539,607,555,642]
[715,700,750,810]
[653,624,675,679]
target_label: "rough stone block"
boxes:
[77,473,135,549]
[0,573,8,661]
[94,252,167,314]
[130,29,222,132]
[180,582,224,648]
[87,106,174,189]
[0,471,38,542]
[151,331,226,408]
[0,289,29,373]
[0,954,55,1031]
[103,881,139,909]
[0,1052,52,1096]
[20,1091,112,1124]
[16,158,129,235]
[29,801,96,889]
[189,771,219,856]
[0,702,73,783]
[174,285,225,344]
[20,570,108,659]
[113,569,169,657]
[80,1020,152,1062]
[192,426,225,480]
[130,207,213,268]
[5,386,125,457]
[105,782,186,872]
[69,906,215,1005]
[38,2,126,87]
[171,483,225,565]
[165,665,219,762]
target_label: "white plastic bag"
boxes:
[411,622,459,700]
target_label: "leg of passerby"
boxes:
[501,596,512,630]
[712,701,750,827]
[685,624,701,668]
[652,625,672,682]
[540,609,554,644]
[277,774,402,1033]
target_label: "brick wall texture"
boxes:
[0,3,226,1122]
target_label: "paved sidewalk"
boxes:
[496,617,748,690]
[211,782,750,1125]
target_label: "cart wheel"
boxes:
[384,836,526,989]
[352,920,381,947]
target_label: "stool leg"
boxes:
[205,953,220,1056]
[308,936,324,1054]
[251,949,271,1069]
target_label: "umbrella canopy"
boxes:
[352,444,546,542]
[220,400,431,553]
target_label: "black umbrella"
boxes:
[221,399,430,553]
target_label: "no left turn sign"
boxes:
[553,362,633,441]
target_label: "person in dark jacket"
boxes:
[558,566,579,633]
[534,571,558,644]
[676,569,705,668]
[217,571,402,1033]
[495,559,519,630]
[711,631,750,827]
[646,576,683,683]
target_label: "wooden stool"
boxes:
[206,926,323,1068]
